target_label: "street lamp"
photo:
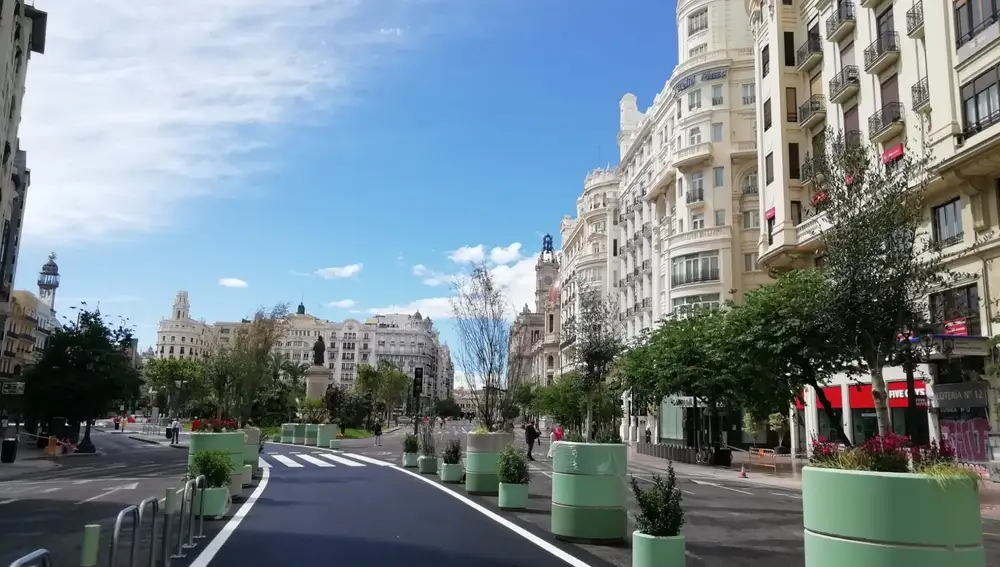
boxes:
[891,326,954,444]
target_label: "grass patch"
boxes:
[341,428,372,439]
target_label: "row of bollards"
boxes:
[9,475,206,567]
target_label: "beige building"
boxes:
[510,235,561,386]
[437,344,455,400]
[371,311,439,408]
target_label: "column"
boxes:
[789,405,799,455]
[841,383,854,444]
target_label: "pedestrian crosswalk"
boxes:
[259,451,373,469]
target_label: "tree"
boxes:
[511,382,536,421]
[434,397,462,419]
[567,287,624,441]
[356,361,410,424]
[810,128,947,435]
[450,266,525,431]
[229,304,289,426]
[534,371,621,436]
[300,398,327,424]
[144,357,205,416]
[23,309,141,452]
[324,384,347,425]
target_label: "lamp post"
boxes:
[892,326,953,444]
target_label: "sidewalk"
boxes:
[127,432,187,449]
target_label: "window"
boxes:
[763,98,772,130]
[671,252,720,287]
[688,89,702,110]
[712,84,723,105]
[711,122,723,142]
[548,314,554,333]
[689,44,707,57]
[765,152,774,184]
[713,166,725,187]
[786,87,797,122]
[929,283,981,334]
[791,200,803,225]
[743,210,760,229]
[677,177,684,197]
[688,7,708,35]
[714,209,726,226]
[956,0,999,48]
[612,239,618,256]
[743,253,760,272]
[742,83,756,105]
[788,143,800,178]
[960,65,1000,137]
[692,212,705,230]
[761,45,770,77]
[766,217,775,245]
[691,172,704,192]
[678,219,684,232]
[672,293,722,315]
[783,32,796,66]
[932,198,964,246]
[688,126,702,145]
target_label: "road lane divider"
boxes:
[689,478,753,495]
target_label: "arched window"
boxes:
[546,355,554,369]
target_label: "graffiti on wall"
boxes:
[939,417,991,462]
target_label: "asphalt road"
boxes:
[0,430,191,566]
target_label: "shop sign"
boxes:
[675,68,729,93]
[934,381,990,410]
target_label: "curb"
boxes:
[128,435,161,446]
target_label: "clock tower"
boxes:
[535,234,559,313]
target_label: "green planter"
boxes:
[317,424,337,447]
[498,482,528,510]
[243,428,261,478]
[329,439,341,450]
[241,464,252,487]
[465,432,511,496]
[292,424,306,444]
[418,456,438,474]
[280,423,295,444]
[304,424,319,446]
[550,442,628,543]
[632,532,685,567]
[188,432,245,496]
[440,463,463,483]
[402,452,419,468]
[193,487,231,520]
[802,466,984,567]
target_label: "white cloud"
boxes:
[489,242,522,264]
[218,278,248,288]
[315,264,363,279]
[19,0,443,244]
[448,245,485,264]
[325,299,356,309]
[412,264,456,287]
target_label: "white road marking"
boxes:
[295,454,334,467]
[331,451,393,467]
[689,478,753,495]
[257,457,271,469]
[188,467,270,567]
[271,455,303,468]
[39,487,60,494]
[74,482,138,504]
[773,491,802,499]
[316,453,364,467]
[0,499,16,505]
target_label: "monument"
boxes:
[305,335,330,400]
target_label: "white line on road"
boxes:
[689,478,753,495]
[270,455,303,468]
[257,457,271,469]
[316,453,364,467]
[295,454,335,467]
[189,467,270,567]
[331,450,393,467]
[0,499,16,505]
[773,492,802,499]
[74,482,138,505]
[39,487,60,494]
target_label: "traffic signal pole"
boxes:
[412,367,423,436]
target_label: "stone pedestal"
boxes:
[305,365,330,400]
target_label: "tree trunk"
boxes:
[77,420,96,453]
[868,365,892,436]
[584,396,593,442]
[815,386,852,445]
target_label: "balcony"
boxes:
[742,94,756,105]
[674,142,713,169]
[829,66,860,104]
[796,36,823,72]
[741,179,759,195]
[666,226,732,248]
[712,96,724,105]
[864,32,900,74]
[825,2,856,42]
[798,95,827,129]
[641,297,652,310]
[912,76,930,113]
[868,102,905,143]
[906,1,924,38]
[671,269,721,288]
[796,210,831,251]
[641,222,652,237]
[633,302,641,312]
[686,189,705,204]
[859,0,878,9]
[731,141,757,160]
[641,260,652,275]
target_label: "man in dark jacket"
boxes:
[525,422,538,460]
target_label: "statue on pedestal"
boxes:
[312,336,326,366]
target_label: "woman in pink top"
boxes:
[547,426,564,458]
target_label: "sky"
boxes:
[14,0,679,372]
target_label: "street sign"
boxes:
[1,381,24,395]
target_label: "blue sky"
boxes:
[14,0,679,360]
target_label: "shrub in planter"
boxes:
[189,450,233,520]
[497,446,529,510]
[803,434,984,567]
[402,433,419,468]
[418,423,438,474]
[630,463,685,567]
[465,429,511,495]
[440,439,463,483]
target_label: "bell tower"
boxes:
[37,252,60,311]
[172,291,191,320]
[534,234,559,312]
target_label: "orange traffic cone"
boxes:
[739,464,748,478]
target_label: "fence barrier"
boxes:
[8,549,52,567]
[161,488,178,567]
[108,505,140,567]
[137,497,159,567]
[748,447,777,474]
[80,525,100,567]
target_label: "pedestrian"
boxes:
[525,422,538,461]
[645,428,652,444]
[170,417,180,445]
[373,421,383,447]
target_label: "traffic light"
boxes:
[413,367,423,397]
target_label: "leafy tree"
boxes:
[324,383,347,425]
[567,287,624,441]
[511,382,536,420]
[144,357,206,417]
[229,304,289,426]
[434,397,462,419]
[23,309,141,452]
[534,371,621,436]
[356,361,410,424]
[615,330,660,433]
[339,390,369,429]
[300,398,327,424]
[810,128,947,435]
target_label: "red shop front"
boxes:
[796,380,927,442]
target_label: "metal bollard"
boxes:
[172,485,191,559]
[137,497,159,567]
[161,488,178,567]
[8,549,52,567]
[108,505,139,567]
[181,479,198,550]
[193,475,206,540]
[80,524,100,567]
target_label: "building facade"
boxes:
[371,311,440,409]
[437,344,455,400]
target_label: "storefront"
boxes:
[795,380,928,444]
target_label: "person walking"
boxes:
[170,417,180,445]
[373,422,383,447]
[547,424,563,459]
[525,422,538,461]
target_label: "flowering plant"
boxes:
[810,191,827,207]
[810,433,975,481]
[191,418,240,433]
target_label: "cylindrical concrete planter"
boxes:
[188,432,245,497]
[418,455,438,474]
[465,432,512,495]
[304,424,319,446]
[193,487,231,520]
[317,424,337,448]
[329,439,341,450]
[402,452,419,468]
[241,464,252,487]
[292,424,306,444]
[498,482,528,510]
[280,423,295,444]
[243,428,261,478]
[632,532,685,567]
[551,442,628,543]
[802,466,984,567]
[440,463,463,483]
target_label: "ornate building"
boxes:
[371,311,440,408]
[511,235,562,386]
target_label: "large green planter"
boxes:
[440,463,463,483]
[292,424,306,444]
[418,455,438,474]
[402,452,419,468]
[304,424,319,446]
[317,424,337,447]
[550,442,628,543]
[498,482,528,510]
[465,432,511,495]
[280,423,295,443]
[329,438,341,449]
[243,428,261,478]
[193,487,231,519]
[188,432,245,496]
[632,532,685,567]
[802,466,984,567]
